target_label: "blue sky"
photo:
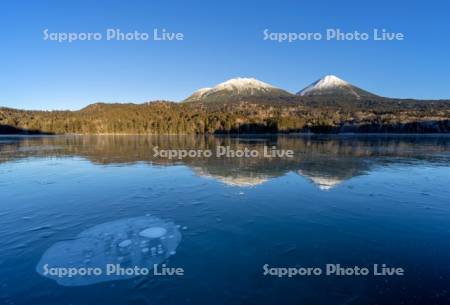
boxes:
[1,0,449,110]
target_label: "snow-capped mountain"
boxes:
[297,75,377,99]
[184,77,294,103]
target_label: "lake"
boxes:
[1,135,450,305]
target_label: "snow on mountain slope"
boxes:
[214,78,276,92]
[297,75,377,99]
[184,77,294,102]
[187,87,212,100]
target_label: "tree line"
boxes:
[1,98,449,134]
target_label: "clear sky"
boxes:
[1,0,449,110]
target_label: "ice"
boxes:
[118,239,132,248]
[139,227,167,238]
[35,216,181,286]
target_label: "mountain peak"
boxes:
[184,77,293,103]
[298,75,349,96]
[317,75,349,87]
[297,75,377,99]
[215,77,276,91]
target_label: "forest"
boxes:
[1,97,449,134]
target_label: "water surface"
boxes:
[1,135,449,305]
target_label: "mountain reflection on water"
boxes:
[1,135,448,190]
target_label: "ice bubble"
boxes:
[118,240,132,248]
[35,216,181,286]
[139,227,167,239]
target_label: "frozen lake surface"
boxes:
[1,135,449,304]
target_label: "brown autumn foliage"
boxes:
[1,97,449,134]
